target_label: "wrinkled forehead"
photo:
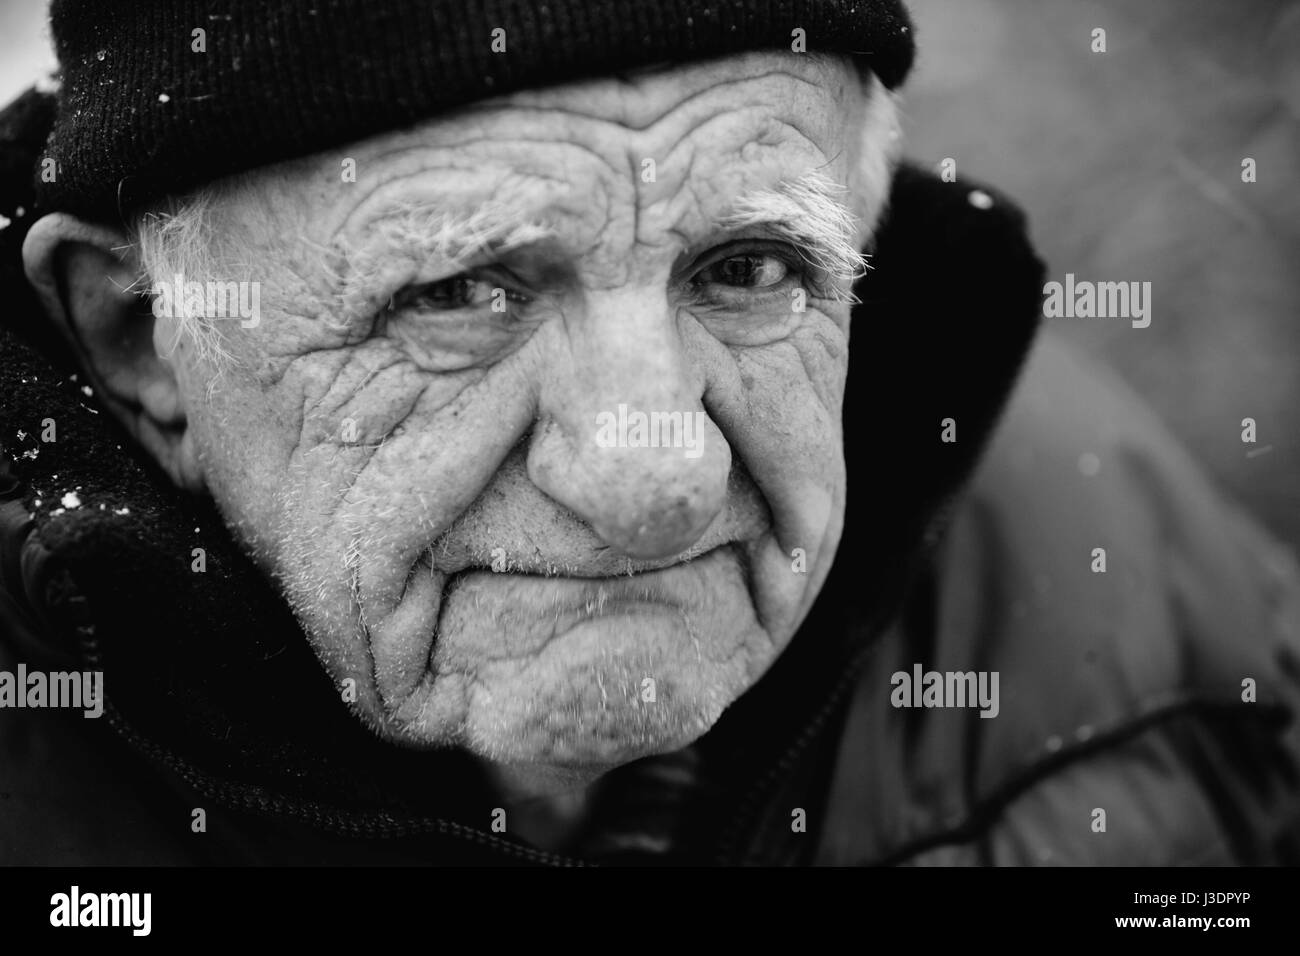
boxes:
[494,49,867,133]
[216,51,881,255]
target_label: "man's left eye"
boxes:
[696,254,790,289]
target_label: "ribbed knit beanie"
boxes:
[31,0,915,223]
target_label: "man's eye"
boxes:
[392,275,515,312]
[697,254,790,289]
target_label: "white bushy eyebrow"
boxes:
[328,199,557,313]
[716,69,902,305]
[718,171,869,299]
[355,200,555,266]
[338,172,872,305]
[135,181,863,342]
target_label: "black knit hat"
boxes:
[33,0,914,223]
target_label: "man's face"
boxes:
[161,51,893,790]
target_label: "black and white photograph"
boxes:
[0,0,1297,932]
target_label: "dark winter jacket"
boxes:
[2,87,1299,864]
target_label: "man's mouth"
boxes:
[371,544,740,688]
[400,541,757,762]
[354,518,772,760]
[424,542,723,580]
[420,543,732,650]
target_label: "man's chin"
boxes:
[442,604,752,766]
[348,544,770,760]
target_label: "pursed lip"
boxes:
[434,544,740,659]
[370,539,741,692]
[427,541,729,580]
[390,541,736,639]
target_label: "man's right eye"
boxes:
[392,275,494,311]
[375,272,541,371]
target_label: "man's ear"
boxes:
[21,212,206,494]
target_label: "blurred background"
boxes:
[2,0,1296,549]
[903,0,1299,551]
[0,3,55,105]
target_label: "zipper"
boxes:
[708,599,896,865]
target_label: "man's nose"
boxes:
[527,287,730,560]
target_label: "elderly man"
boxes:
[1,0,1298,866]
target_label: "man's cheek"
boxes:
[185,374,296,541]
[727,326,847,484]
[792,308,851,410]
[709,330,846,636]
